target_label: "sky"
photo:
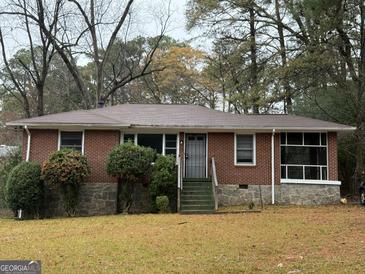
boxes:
[133,0,207,49]
[0,0,207,65]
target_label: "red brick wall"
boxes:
[208,132,280,185]
[84,130,120,183]
[25,129,58,163]
[24,129,120,183]
[328,132,338,180]
[22,129,338,184]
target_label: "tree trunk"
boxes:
[275,0,292,113]
[353,1,365,196]
[36,84,44,116]
[249,4,259,114]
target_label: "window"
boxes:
[165,134,177,155]
[59,131,83,152]
[123,134,135,144]
[281,132,327,180]
[235,134,255,165]
[138,134,163,154]
[122,133,178,156]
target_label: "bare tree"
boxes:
[0,0,57,117]
[0,0,171,109]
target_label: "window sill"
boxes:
[280,179,341,186]
[235,163,256,167]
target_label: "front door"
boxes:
[185,134,206,178]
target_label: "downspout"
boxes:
[24,125,31,162]
[271,129,276,204]
[18,125,31,219]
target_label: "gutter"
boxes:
[6,123,356,132]
[24,125,31,162]
[271,128,275,204]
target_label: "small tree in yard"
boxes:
[5,161,43,218]
[42,149,90,216]
[149,155,177,212]
[106,142,156,214]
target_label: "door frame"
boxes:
[184,133,208,178]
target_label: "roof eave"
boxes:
[6,122,131,129]
[6,122,356,132]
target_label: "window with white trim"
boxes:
[60,131,83,152]
[164,134,177,155]
[138,134,163,154]
[235,134,255,164]
[123,134,135,144]
[122,133,177,156]
[281,132,327,180]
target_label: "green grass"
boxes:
[0,205,364,273]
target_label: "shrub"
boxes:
[107,142,156,182]
[42,149,90,216]
[149,155,177,211]
[156,195,169,213]
[106,142,156,213]
[5,161,43,217]
[0,147,22,209]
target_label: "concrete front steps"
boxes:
[180,178,215,214]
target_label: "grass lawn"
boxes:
[0,205,364,273]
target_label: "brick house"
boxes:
[7,104,354,215]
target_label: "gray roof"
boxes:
[6,104,355,131]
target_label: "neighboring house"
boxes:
[7,104,355,215]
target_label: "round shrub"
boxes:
[5,161,43,217]
[107,142,156,182]
[106,142,156,213]
[156,195,169,213]
[149,155,177,211]
[42,149,90,216]
[42,149,90,186]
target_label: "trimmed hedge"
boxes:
[42,149,90,186]
[107,142,156,182]
[106,142,156,213]
[0,147,22,210]
[149,155,177,211]
[5,161,43,216]
[42,149,90,216]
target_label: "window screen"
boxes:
[165,134,177,155]
[60,132,83,151]
[236,135,254,164]
[280,132,327,180]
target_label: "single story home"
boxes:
[7,104,355,215]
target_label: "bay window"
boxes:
[281,132,327,180]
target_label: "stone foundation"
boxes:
[43,183,118,217]
[217,183,341,206]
